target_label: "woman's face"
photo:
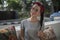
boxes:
[30,4,41,17]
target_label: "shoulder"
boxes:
[21,19,27,24]
[21,18,29,24]
[20,19,28,28]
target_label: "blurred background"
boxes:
[0,0,60,22]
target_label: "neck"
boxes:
[30,16,38,22]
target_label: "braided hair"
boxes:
[32,2,45,28]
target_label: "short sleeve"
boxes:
[42,23,44,30]
[20,20,24,29]
[41,20,45,31]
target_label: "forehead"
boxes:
[32,4,40,9]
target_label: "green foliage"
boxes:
[26,1,32,11]
[0,0,2,4]
[7,0,22,11]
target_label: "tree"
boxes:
[0,0,2,4]
[52,0,60,11]
[6,0,22,11]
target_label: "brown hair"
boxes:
[32,2,45,28]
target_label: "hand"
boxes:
[37,31,46,39]
[21,38,24,40]
[21,37,24,40]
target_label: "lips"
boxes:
[32,12,36,15]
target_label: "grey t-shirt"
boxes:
[21,18,44,40]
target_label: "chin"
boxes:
[33,15,37,17]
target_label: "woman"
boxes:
[20,2,56,40]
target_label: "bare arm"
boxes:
[20,29,24,40]
[20,20,25,40]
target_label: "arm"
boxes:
[38,23,48,40]
[20,20,25,40]
[20,29,24,40]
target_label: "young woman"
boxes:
[20,2,56,40]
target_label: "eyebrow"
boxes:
[33,6,37,7]
[32,7,39,10]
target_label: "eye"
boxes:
[35,9,38,12]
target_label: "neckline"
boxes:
[27,18,39,24]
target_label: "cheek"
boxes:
[38,13,40,16]
[36,12,40,16]
[30,10,36,15]
[31,13,37,16]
